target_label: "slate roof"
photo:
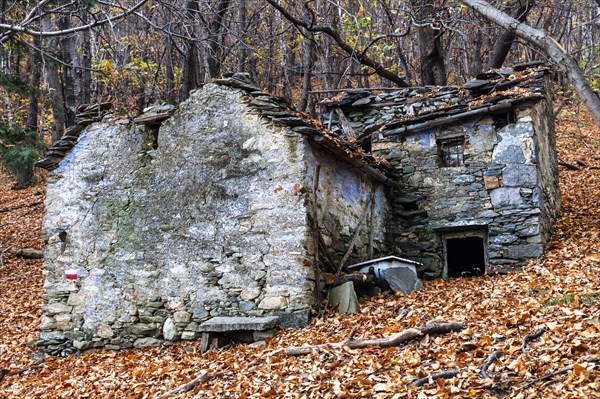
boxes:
[318,61,549,142]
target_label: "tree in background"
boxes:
[1,0,600,187]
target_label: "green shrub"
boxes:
[0,123,41,188]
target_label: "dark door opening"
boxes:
[446,236,485,277]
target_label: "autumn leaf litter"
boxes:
[0,106,599,398]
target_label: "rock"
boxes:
[490,187,522,207]
[73,340,93,350]
[162,317,179,341]
[45,302,73,315]
[181,331,197,340]
[507,244,543,259]
[383,266,423,295]
[258,296,287,310]
[97,324,114,339]
[484,175,501,190]
[503,164,537,186]
[173,311,191,324]
[463,79,491,90]
[240,288,261,301]
[192,309,209,319]
[327,282,359,314]
[133,337,162,348]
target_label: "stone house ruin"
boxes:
[40,75,391,352]
[320,62,560,277]
[38,63,560,351]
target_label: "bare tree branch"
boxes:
[0,0,149,43]
[263,0,409,87]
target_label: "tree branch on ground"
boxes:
[268,322,464,356]
[480,349,502,378]
[520,357,600,390]
[152,371,213,399]
[521,327,545,355]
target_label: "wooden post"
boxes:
[368,194,375,259]
[312,163,322,315]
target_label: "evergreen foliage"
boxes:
[0,123,41,188]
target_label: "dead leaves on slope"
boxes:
[0,105,599,398]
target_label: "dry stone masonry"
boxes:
[39,64,560,352]
[321,62,560,277]
[39,74,390,353]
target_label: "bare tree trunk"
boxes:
[411,0,447,85]
[165,37,176,104]
[26,36,41,133]
[41,15,65,142]
[460,0,600,128]
[206,0,231,79]
[181,1,201,100]
[80,15,92,105]
[299,35,315,112]
[487,0,535,70]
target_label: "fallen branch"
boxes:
[336,195,374,275]
[268,322,464,356]
[520,357,600,390]
[0,201,43,214]
[480,350,503,378]
[558,160,580,171]
[0,359,45,383]
[152,372,213,399]
[521,327,546,354]
[410,369,461,387]
[4,248,44,259]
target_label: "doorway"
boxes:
[446,236,486,277]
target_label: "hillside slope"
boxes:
[0,106,599,398]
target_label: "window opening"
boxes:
[438,137,465,167]
[493,111,516,129]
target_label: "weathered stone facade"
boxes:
[41,79,389,352]
[322,64,560,276]
[40,64,560,351]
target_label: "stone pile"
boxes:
[35,102,113,170]
[132,103,176,126]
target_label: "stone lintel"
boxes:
[197,316,280,332]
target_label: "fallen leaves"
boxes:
[0,102,599,398]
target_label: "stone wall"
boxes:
[372,105,558,274]
[41,82,389,352]
[324,74,560,275]
[305,145,389,269]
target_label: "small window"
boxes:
[493,111,516,129]
[438,138,464,167]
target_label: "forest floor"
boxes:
[0,103,599,399]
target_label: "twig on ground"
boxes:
[0,201,43,214]
[558,160,580,170]
[521,327,546,354]
[480,350,503,379]
[410,369,461,387]
[520,357,600,390]
[152,371,213,399]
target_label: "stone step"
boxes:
[197,316,280,333]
